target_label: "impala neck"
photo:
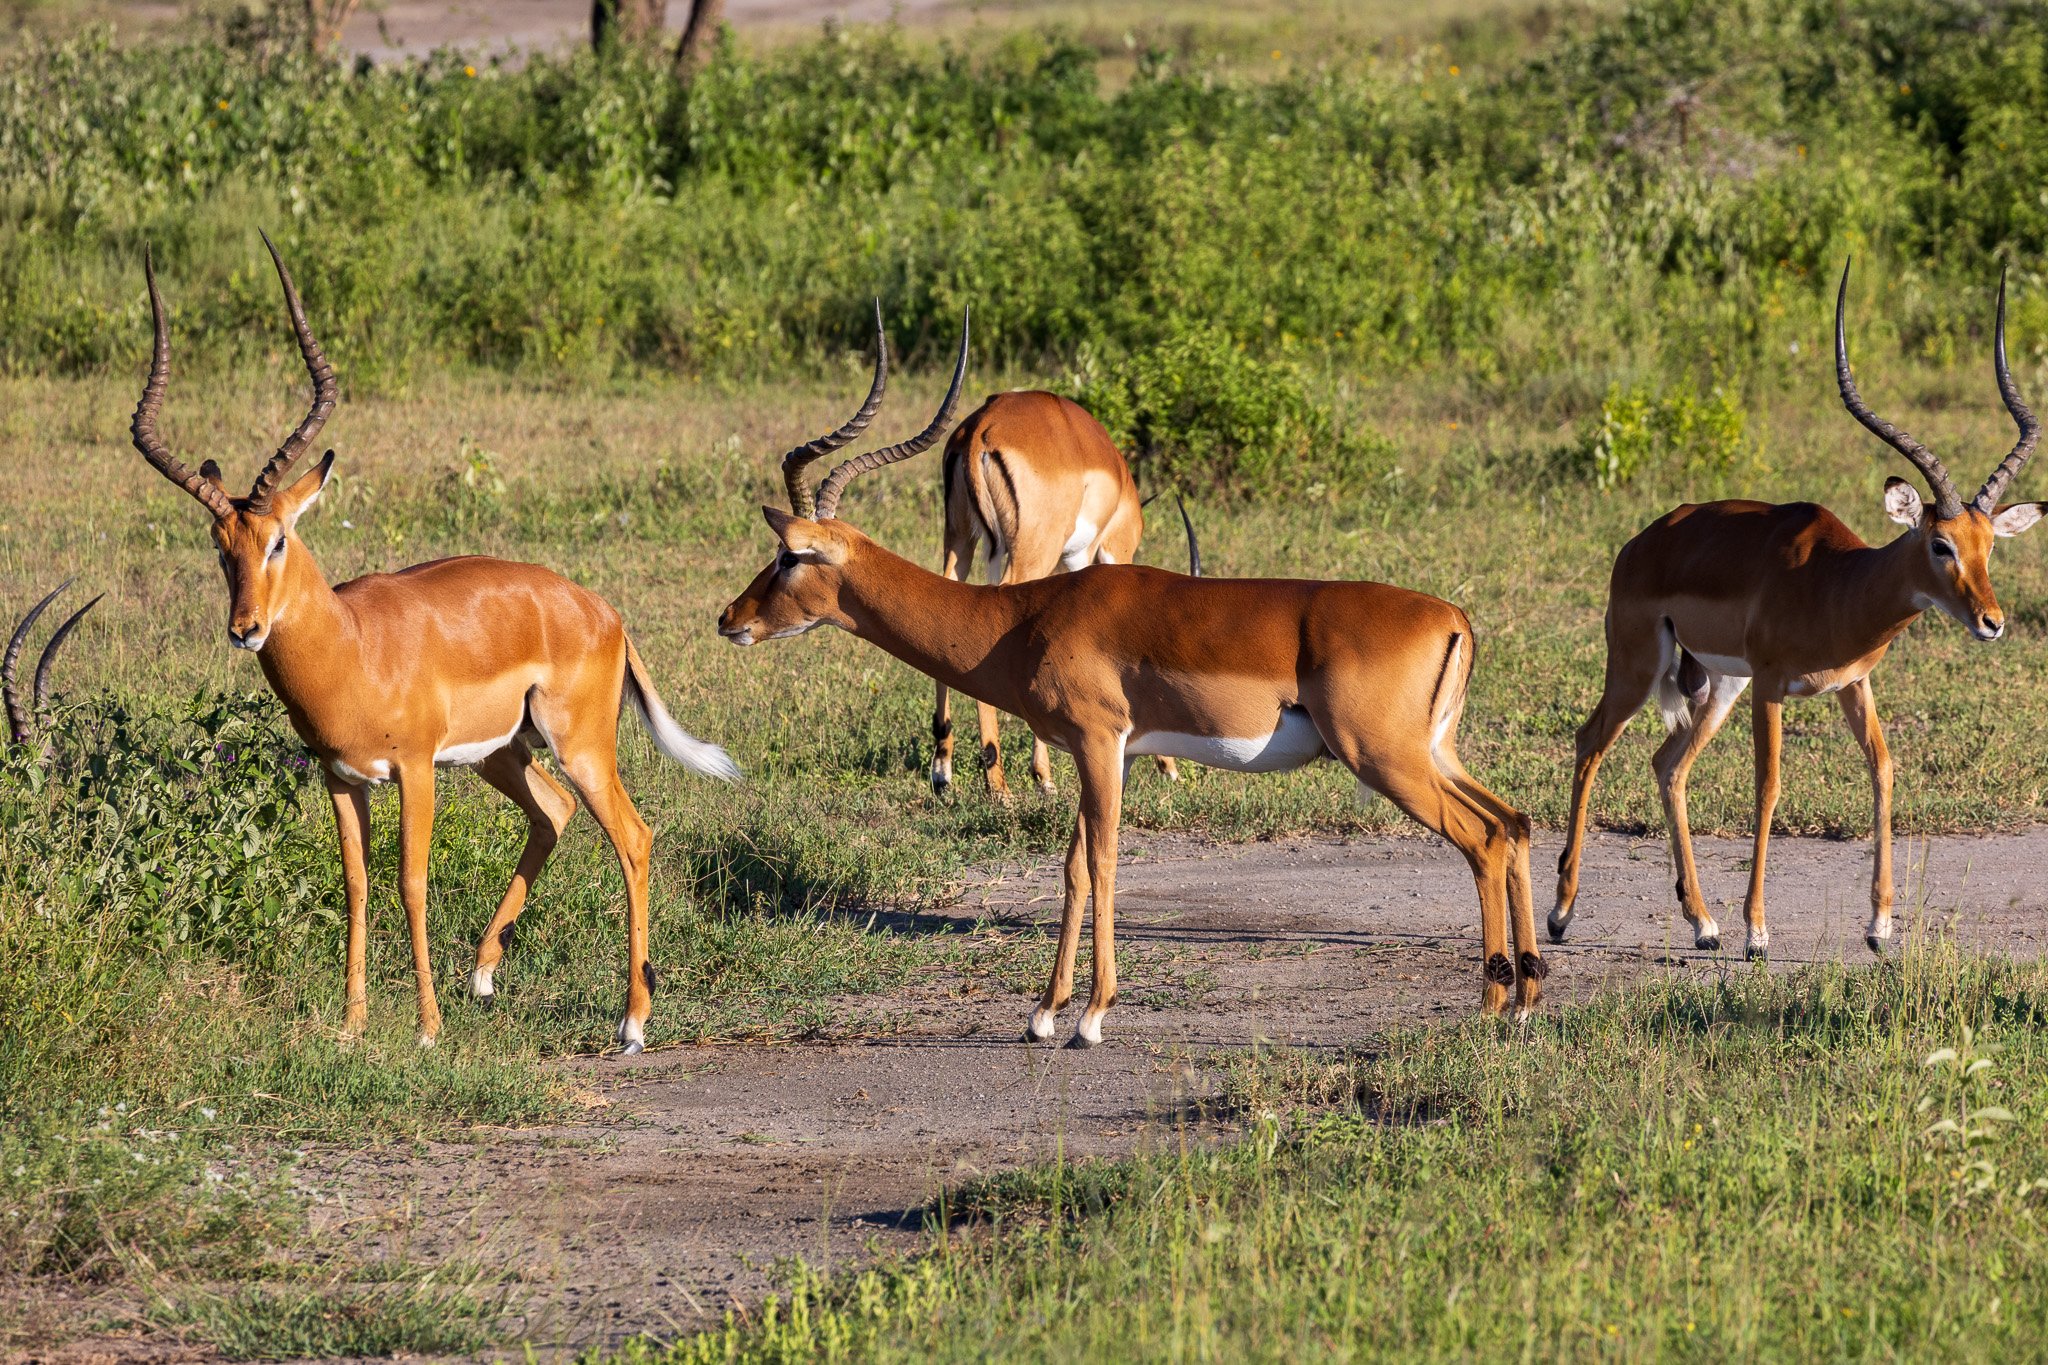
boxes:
[834,539,1029,709]
[1848,530,1937,644]
[251,537,360,711]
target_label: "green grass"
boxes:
[149,1270,510,1360]
[603,945,2048,1362]
[8,0,2048,1355]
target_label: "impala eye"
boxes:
[267,538,286,561]
[778,550,800,570]
[1933,539,1956,561]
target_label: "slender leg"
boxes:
[1744,693,1784,961]
[554,737,656,1054]
[326,773,372,1036]
[977,699,1011,801]
[1551,645,1659,940]
[395,764,442,1046]
[1382,762,1517,1014]
[931,539,970,796]
[1837,677,1893,953]
[1028,738,1057,796]
[1651,673,1748,950]
[1068,737,1127,1047]
[1440,750,1544,1016]
[470,744,577,1004]
[1027,818,1088,1042]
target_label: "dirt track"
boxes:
[285,823,2048,1357]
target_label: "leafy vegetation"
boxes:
[1065,324,1395,496]
[11,0,2048,1355]
[604,947,2048,1362]
[3,0,2048,413]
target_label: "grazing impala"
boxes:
[721,314,1544,1045]
[1551,261,2044,961]
[931,390,1180,798]
[5,580,101,754]
[131,237,738,1051]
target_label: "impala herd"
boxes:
[13,238,2043,1052]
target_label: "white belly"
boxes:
[435,717,524,768]
[1127,707,1326,773]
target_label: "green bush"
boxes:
[0,1,2044,385]
[1571,377,1747,490]
[1066,327,1394,497]
[0,693,334,966]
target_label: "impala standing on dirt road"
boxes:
[719,312,1545,1046]
[129,236,739,1053]
[1550,261,2045,962]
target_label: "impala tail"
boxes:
[1653,624,1711,731]
[623,637,741,782]
[1427,625,1473,765]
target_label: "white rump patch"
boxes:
[1127,708,1325,773]
[1059,515,1099,572]
[1430,636,1463,756]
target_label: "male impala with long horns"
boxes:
[131,236,738,1052]
[1551,261,2044,961]
[720,312,1545,1045]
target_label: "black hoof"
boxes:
[1745,945,1768,963]
[932,778,950,797]
[1064,1033,1097,1050]
[1546,920,1568,944]
[1697,934,1721,952]
[477,992,497,1011]
[1865,935,1885,955]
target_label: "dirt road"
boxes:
[292,824,2048,1356]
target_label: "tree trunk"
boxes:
[592,0,668,49]
[304,0,363,59]
[673,0,726,82]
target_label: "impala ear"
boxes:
[1883,476,1923,527]
[198,460,229,494]
[762,505,844,563]
[1992,501,2046,538]
[274,450,336,527]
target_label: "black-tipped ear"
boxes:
[277,450,336,526]
[199,459,227,490]
[763,505,800,540]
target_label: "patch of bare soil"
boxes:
[248,824,2048,1360]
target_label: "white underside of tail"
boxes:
[629,679,741,782]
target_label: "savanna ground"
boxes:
[7,0,2048,1360]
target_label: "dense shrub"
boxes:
[1570,377,1748,490]
[1066,327,1393,497]
[0,0,2045,393]
[0,693,333,967]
